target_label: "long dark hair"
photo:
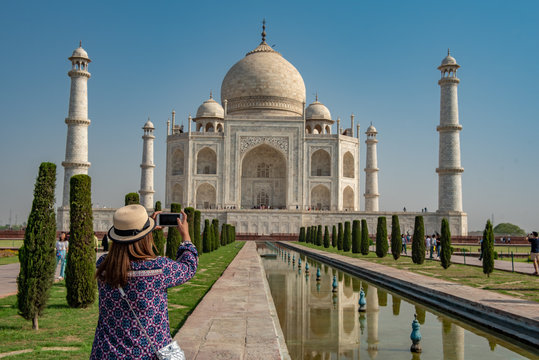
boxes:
[96,233,156,287]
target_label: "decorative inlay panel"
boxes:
[240,136,289,155]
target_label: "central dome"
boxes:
[221,41,306,116]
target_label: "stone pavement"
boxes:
[0,251,106,299]
[371,245,536,274]
[284,242,539,348]
[174,241,290,360]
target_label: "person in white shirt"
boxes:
[425,235,431,258]
[55,232,69,280]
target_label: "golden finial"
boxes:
[79,40,82,48]
[447,48,450,56]
[261,19,266,43]
[210,90,213,99]
[315,92,318,102]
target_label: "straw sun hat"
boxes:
[108,204,155,243]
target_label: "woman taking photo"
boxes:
[90,204,198,359]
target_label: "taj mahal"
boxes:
[57,24,467,236]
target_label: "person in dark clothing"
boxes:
[528,231,539,275]
[102,233,109,252]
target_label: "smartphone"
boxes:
[157,213,183,226]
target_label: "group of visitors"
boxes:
[425,234,441,259]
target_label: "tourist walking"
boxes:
[55,232,68,280]
[436,235,441,258]
[528,231,539,276]
[401,234,407,255]
[425,235,432,259]
[90,204,198,359]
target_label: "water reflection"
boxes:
[259,244,535,359]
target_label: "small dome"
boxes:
[306,100,331,121]
[441,54,457,66]
[143,119,154,129]
[195,96,224,119]
[69,45,90,61]
[366,124,377,133]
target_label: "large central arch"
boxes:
[241,144,287,209]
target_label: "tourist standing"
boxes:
[425,235,432,259]
[90,205,198,359]
[102,233,109,252]
[401,234,407,255]
[528,231,539,276]
[55,232,68,280]
[436,235,441,258]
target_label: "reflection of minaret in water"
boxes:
[366,287,379,359]
[442,319,464,360]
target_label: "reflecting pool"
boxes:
[258,243,537,360]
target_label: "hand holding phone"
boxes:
[157,213,184,226]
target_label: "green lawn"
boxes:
[0,242,243,359]
[0,256,19,266]
[0,240,23,249]
[296,242,539,302]
[452,244,530,254]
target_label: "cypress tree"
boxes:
[337,223,344,250]
[124,192,139,205]
[65,174,96,308]
[152,201,165,256]
[316,225,323,246]
[483,220,495,277]
[305,226,311,244]
[231,225,236,243]
[202,219,211,253]
[299,227,305,242]
[412,216,425,264]
[360,219,370,255]
[390,215,401,260]
[375,216,388,258]
[220,223,226,245]
[310,226,315,244]
[440,218,452,269]
[331,225,337,247]
[194,210,202,251]
[17,162,57,329]
[212,219,220,251]
[352,220,360,253]
[165,203,182,259]
[323,226,330,248]
[343,221,351,252]
[184,207,195,243]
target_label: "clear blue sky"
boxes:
[1,0,538,232]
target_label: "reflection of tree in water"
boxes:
[378,289,387,307]
[415,305,426,324]
[392,295,401,316]
[352,277,361,291]
[344,273,352,287]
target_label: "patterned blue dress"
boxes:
[90,242,198,359]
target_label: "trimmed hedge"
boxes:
[390,215,401,260]
[440,218,452,269]
[483,220,495,277]
[17,162,57,329]
[375,216,388,258]
[360,219,369,255]
[343,221,351,252]
[412,216,425,264]
[323,225,330,248]
[65,174,96,308]
[124,192,139,205]
[352,220,360,253]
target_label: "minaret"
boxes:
[139,118,155,209]
[437,50,463,212]
[62,42,91,207]
[364,124,379,211]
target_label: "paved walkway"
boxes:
[0,252,106,299]
[285,242,539,348]
[371,245,536,274]
[174,241,289,360]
